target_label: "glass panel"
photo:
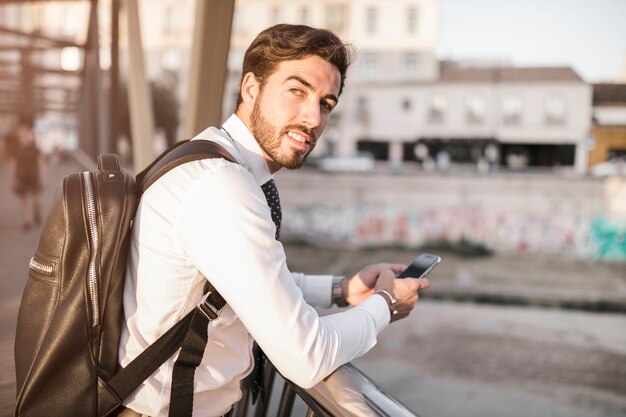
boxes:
[545,95,566,125]
[407,7,418,34]
[366,7,377,34]
[502,95,522,125]
[429,94,446,123]
[466,95,486,124]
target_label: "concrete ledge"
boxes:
[427,282,626,314]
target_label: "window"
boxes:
[300,7,310,25]
[404,52,418,78]
[428,94,446,123]
[355,96,369,122]
[161,49,181,71]
[545,95,566,125]
[502,95,522,125]
[61,7,79,36]
[61,47,81,71]
[326,5,347,32]
[402,98,412,112]
[270,6,281,25]
[162,6,180,34]
[407,7,418,34]
[366,7,377,34]
[363,52,378,79]
[466,94,486,124]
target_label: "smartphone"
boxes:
[397,253,441,278]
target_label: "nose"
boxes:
[300,97,322,130]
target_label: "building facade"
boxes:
[2,0,600,175]
[351,63,592,173]
[224,0,593,174]
[590,83,626,168]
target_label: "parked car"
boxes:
[318,152,376,172]
[590,158,626,177]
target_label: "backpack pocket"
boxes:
[28,251,58,281]
[15,251,61,401]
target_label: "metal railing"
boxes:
[231,362,419,417]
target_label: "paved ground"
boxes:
[1,157,625,416]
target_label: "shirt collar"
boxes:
[192,114,273,187]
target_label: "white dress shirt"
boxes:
[118,114,390,417]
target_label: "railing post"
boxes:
[276,383,296,417]
[253,362,277,417]
[235,386,250,417]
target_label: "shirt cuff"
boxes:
[296,274,334,308]
[354,294,390,333]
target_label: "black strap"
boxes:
[102,140,236,417]
[136,139,237,196]
[107,308,196,400]
[168,308,211,416]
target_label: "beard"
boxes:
[250,94,315,170]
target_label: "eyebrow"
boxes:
[284,75,339,105]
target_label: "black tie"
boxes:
[261,179,281,239]
[250,179,282,403]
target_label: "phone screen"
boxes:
[397,253,441,278]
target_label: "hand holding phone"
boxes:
[373,254,438,323]
[397,253,441,279]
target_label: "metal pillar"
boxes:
[109,0,120,155]
[183,0,235,138]
[79,0,108,160]
[125,0,154,171]
[19,49,33,115]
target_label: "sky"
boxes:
[438,0,626,83]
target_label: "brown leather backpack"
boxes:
[14,140,235,417]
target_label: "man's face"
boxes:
[247,55,341,171]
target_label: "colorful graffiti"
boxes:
[282,205,625,261]
[588,217,626,260]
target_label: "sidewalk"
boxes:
[0,156,625,414]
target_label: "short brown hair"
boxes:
[236,24,353,108]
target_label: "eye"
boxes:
[321,100,335,113]
[289,88,304,96]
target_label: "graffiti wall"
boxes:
[282,205,625,260]
[278,174,626,261]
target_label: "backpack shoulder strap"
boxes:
[136,139,237,196]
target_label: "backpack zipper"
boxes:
[29,257,54,276]
[82,171,101,327]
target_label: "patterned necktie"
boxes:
[261,179,281,239]
[250,179,282,403]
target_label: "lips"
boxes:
[284,127,316,151]
[287,131,311,144]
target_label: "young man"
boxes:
[119,24,428,417]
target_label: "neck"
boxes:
[235,108,282,174]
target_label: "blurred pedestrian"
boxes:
[10,114,45,231]
[1,130,19,166]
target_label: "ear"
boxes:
[240,72,260,111]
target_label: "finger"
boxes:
[370,263,406,274]
[389,264,407,274]
[380,269,398,281]
[418,278,430,290]
[398,277,421,292]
